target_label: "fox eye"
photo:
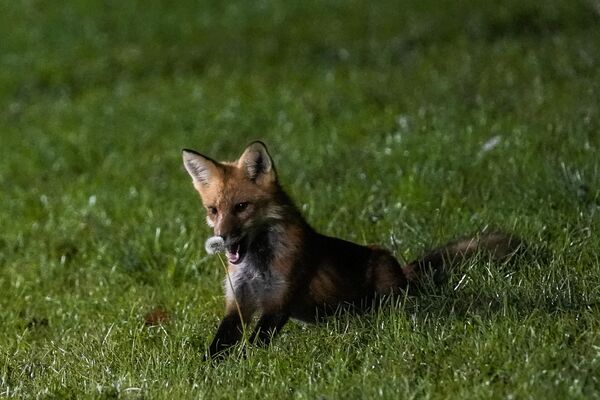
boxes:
[207,206,218,215]
[234,202,249,213]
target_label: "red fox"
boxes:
[182,141,521,358]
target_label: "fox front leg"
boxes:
[206,312,244,360]
[249,312,290,347]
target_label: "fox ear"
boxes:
[238,141,276,182]
[182,149,219,186]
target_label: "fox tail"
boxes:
[405,231,523,287]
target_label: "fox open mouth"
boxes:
[225,238,246,265]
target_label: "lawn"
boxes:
[1,0,599,398]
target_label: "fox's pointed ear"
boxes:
[238,141,276,182]
[182,149,219,186]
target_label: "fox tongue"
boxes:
[226,244,240,263]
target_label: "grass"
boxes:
[1,0,599,398]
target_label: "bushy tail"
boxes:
[404,231,523,287]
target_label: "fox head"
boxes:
[182,141,286,264]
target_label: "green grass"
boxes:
[1,0,599,398]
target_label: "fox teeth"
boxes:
[226,244,241,263]
[205,236,225,254]
[226,251,240,263]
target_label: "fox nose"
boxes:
[215,215,240,242]
[218,233,241,247]
[214,224,230,238]
[214,225,228,239]
[217,235,228,248]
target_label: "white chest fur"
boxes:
[224,261,287,311]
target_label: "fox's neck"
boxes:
[271,185,314,233]
[242,186,314,271]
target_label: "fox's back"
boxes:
[288,232,405,321]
